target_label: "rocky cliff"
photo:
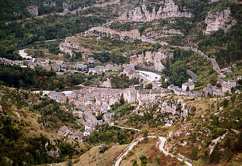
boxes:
[205,8,236,35]
[119,0,192,22]
[130,49,173,72]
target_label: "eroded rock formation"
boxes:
[130,49,173,72]
[205,8,236,35]
[119,0,192,22]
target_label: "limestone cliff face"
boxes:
[205,8,236,35]
[119,0,192,22]
[130,50,173,72]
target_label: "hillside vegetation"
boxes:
[0,86,86,165]
[168,94,242,165]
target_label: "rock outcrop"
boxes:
[205,8,236,35]
[119,0,192,22]
[136,97,194,126]
[84,26,140,41]
[26,5,39,16]
[59,36,83,56]
[58,126,83,143]
[130,49,173,72]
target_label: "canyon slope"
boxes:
[0,0,242,166]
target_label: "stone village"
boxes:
[2,0,241,144]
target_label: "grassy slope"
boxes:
[48,144,126,166]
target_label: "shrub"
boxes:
[140,155,148,166]
[87,125,134,145]
[191,147,199,160]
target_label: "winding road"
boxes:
[158,137,192,166]
[83,21,223,79]
[170,45,224,77]
[111,124,192,166]
[113,135,193,166]
[114,136,157,166]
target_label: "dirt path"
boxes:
[158,137,193,166]
[113,135,193,166]
[110,124,141,132]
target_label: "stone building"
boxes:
[218,80,237,93]
[48,92,67,103]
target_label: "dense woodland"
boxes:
[163,49,217,89]
[0,0,104,60]
[0,65,102,90]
